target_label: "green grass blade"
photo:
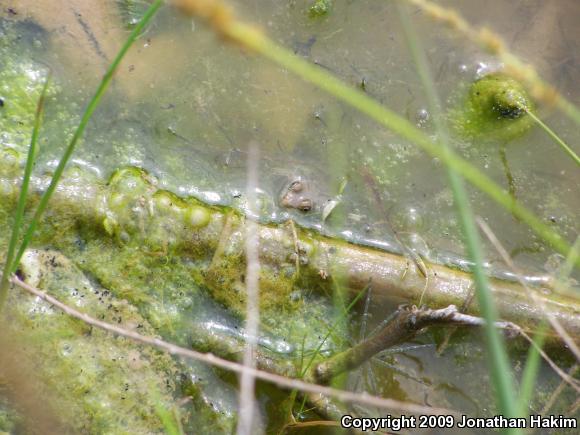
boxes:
[0,73,51,310]
[397,3,520,426]
[149,383,183,435]
[518,324,548,417]
[8,0,164,277]
[225,22,577,267]
[300,282,369,378]
[526,110,580,167]
[297,281,368,416]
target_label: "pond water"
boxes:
[6,0,579,276]
[1,0,579,433]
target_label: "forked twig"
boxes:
[312,304,521,384]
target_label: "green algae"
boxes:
[99,164,303,315]
[0,58,54,156]
[204,251,299,316]
[450,73,535,142]
[0,156,335,340]
[0,400,18,435]
[0,243,251,433]
[0,154,344,431]
[1,155,578,339]
[4,249,182,434]
[309,0,333,18]
[1,139,578,432]
[0,35,576,429]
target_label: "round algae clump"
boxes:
[453,73,534,142]
[186,205,211,228]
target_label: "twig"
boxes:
[1,167,577,342]
[437,284,475,355]
[567,397,580,415]
[209,210,234,269]
[10,276,458,417]
[312,304,520,384]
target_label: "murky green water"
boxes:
[1,0,578,432]
[10,0,578,275]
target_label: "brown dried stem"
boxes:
[9,275,457,417]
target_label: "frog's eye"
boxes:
[298,199,312,212]
[289,180,304,193]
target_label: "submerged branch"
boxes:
[0,165,577,345]
[311,304,520,384]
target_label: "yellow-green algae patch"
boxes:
[3,249,182,434]
[99,165,302,316]
[309,0,333,17]
[0,399,18,434]
[0,27,58,156]
[450,72,535,142]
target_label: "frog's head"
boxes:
[280,178,313,212]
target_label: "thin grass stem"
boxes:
[0,73,51,310]
[151,386,183,435]
[403,0,580,128]
[300,284,369,379]
[397,2,520,425]
[526,110,580,167]
[11,275,457,416]
[8,0,164,277]
[518,323,548,417]
[222,21,577,267]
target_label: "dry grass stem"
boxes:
[541,365,578,414]
[236,143,261,434]
[477,218,580,362]
[404,0,562,108]
[9,276,458,417]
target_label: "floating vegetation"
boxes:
[309,0,332,18]
[0,58,53,154]
[2,250,182,433]
[451,73,535,142]
[1,0,579,432]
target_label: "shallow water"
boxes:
[1,0,579,431]
[7,0,578,276]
